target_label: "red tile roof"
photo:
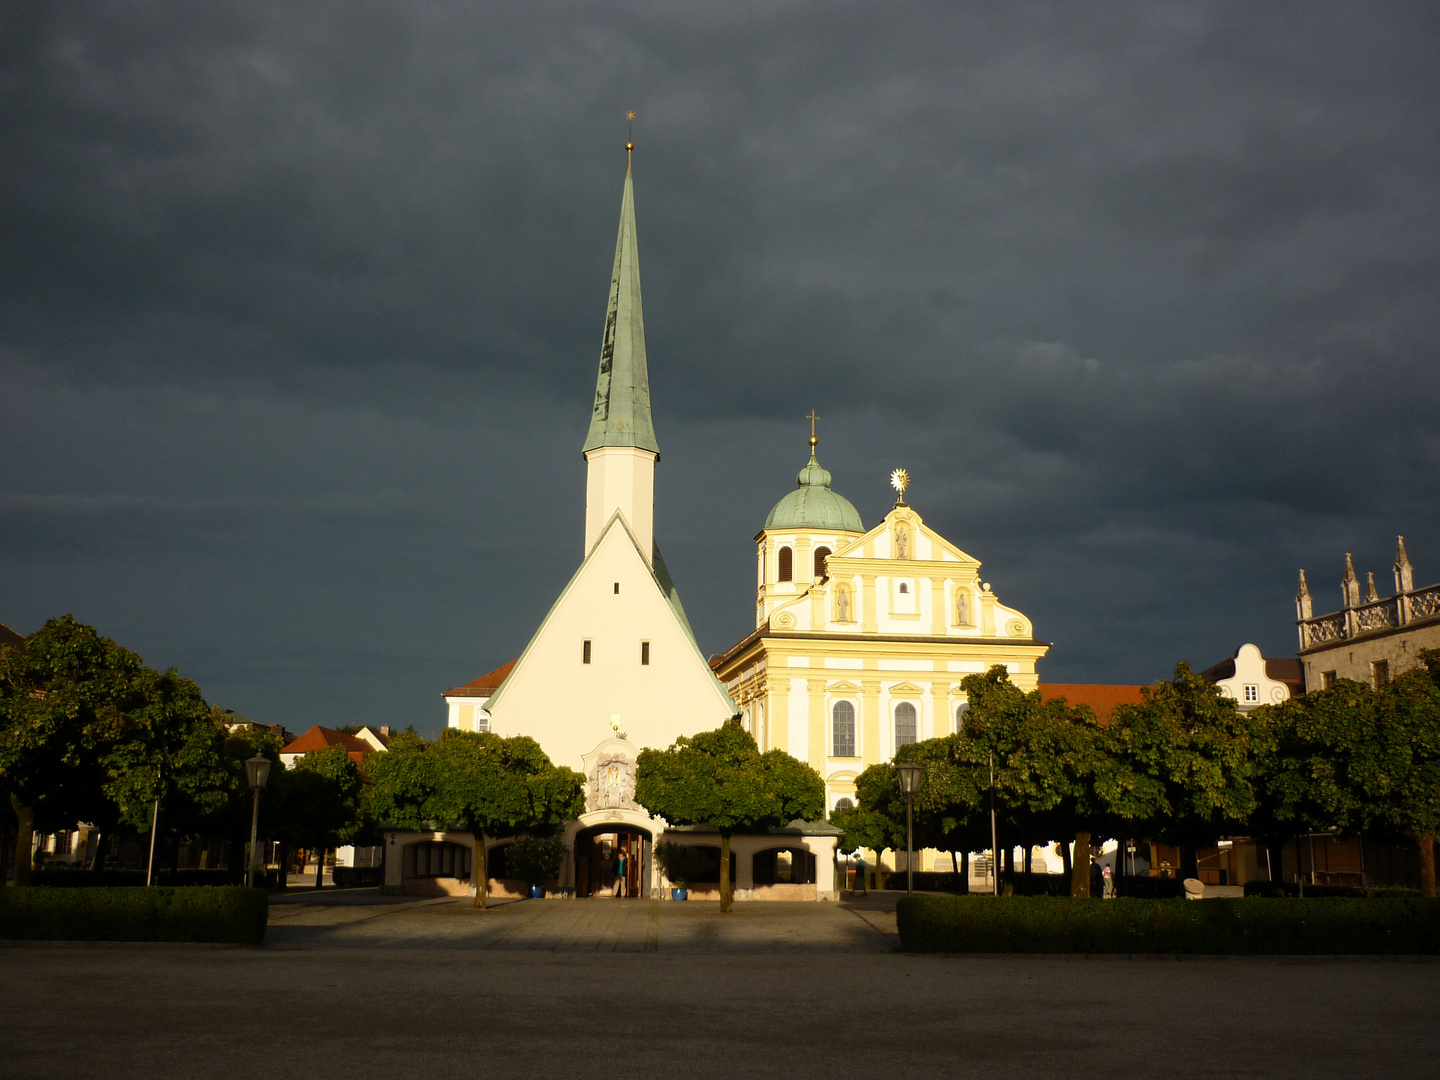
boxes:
[282,726,376,766]
[446,658,518,698]
[1037,683,1146,723]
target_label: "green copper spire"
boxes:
[583,151,659,456]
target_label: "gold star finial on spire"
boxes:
[626,110,636,152]
[806,409,819,449]
[890,467,910,504]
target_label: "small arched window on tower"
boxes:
[832,701,856,758]
[813,546,831,580]
[954,702,969,733]
[777,546,793,582]
[895,702,918,747]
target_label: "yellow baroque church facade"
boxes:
[713,437,1049,817]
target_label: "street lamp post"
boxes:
[244,754,272,888]
[989,752,999,896]
[896,760,923,896]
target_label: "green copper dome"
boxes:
[764,444,865,533]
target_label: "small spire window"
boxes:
[778,546,793,582]
[582,639,592,665]
[641,641,650,666]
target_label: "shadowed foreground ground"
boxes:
[1,890,1434,1079]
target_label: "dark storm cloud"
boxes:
[3,1,1438,732]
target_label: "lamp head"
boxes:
[245,753,272,790]
[896,759,923,794]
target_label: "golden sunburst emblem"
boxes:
[890,467,910,502]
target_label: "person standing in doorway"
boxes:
[614,847,627,898]
[1102,862,1114,899]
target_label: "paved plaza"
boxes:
[1,889,1436,1080]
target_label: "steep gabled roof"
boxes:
[0,622,24,650]
[484,509,734,715]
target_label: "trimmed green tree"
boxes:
[635,722,824,913]
[272,746,367,887]
[367,730,584,908]
[1102,663,1262,881]
[961,667,1109,896]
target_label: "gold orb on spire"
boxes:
[890,467,911,503]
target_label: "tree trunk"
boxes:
[170,833,182,877]
[9,794,33,887]
[1419,834,1436,899]
[314,847,324,888]
[719,832,733,913]
[1070,831,1091,897]
[277,841,289,889]
[1265,836,1287,885]
[1059,839,1072,879]
[473,834,488,910]
[1023,845,1032,874]
[91,833,107,878]
[958,850,969,893]
[1179,844,1200,882]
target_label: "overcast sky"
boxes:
[3,1,1438,736]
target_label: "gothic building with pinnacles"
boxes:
[1296,537,1440,690]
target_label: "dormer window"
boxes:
[778,546,793,582]
[814,546,831,579]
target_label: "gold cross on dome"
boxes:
[806,410,819,446]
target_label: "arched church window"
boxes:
[894,702,917,747]
[834,797,854,812]
[832,701,856,758]
[778,546,793,582]
[898,582,909,594]
[954,702,969,733]
[814,547,831,579]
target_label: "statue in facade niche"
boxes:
[896,527,908,559]
[956,591,969,626]
[837,586,850,621]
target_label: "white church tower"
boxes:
[482,148,737,769]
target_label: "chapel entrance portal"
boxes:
[574,826,649,898]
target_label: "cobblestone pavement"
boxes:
[265,887,901,951]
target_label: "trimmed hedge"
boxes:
[331,866,383,888]
[1115,875,1184,899]
[0,886,268,944]
[881,871,970,893]
[1241,880,1419,899]
[896,894,1440,954]
[30,868,284,889]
